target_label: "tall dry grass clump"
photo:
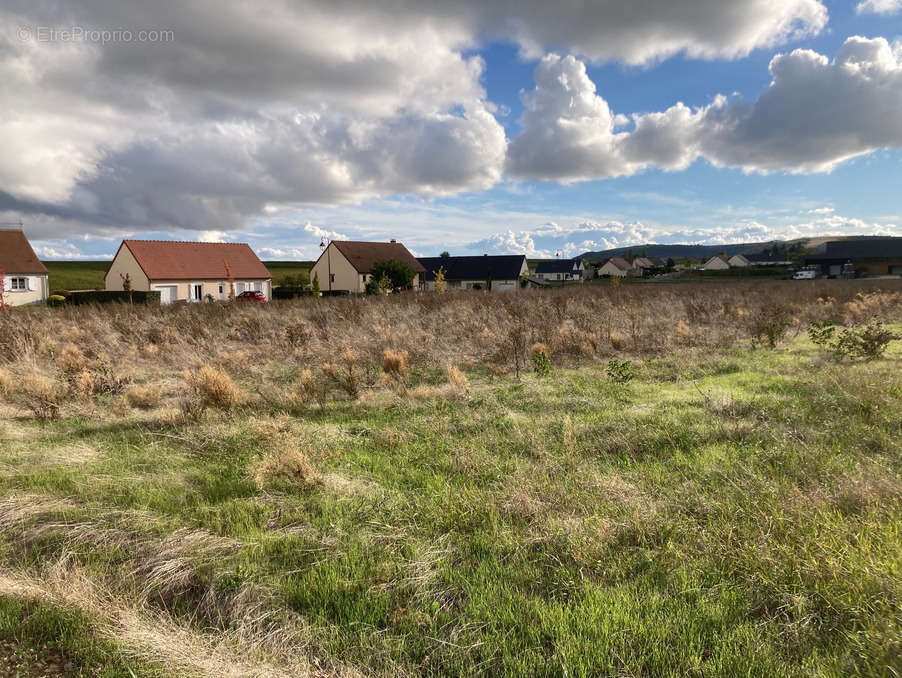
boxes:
[446,365,470,398]
[322,347,361,398]
[125,384,162,410]
[253,440,319,489]
[183,366,241,417]
[0,367,12,396]
[381,348,409,394]
[17,373,63,419]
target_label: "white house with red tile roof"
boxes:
[0,230,49,307]
[105,240,272,303]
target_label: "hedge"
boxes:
[65,290,161,305]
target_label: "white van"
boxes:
[792,269,817,280]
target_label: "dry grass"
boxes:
[184,366,242,415]
[125,384,163,410]
[0,281,899,421]
[0,564,362,678]
[253,442,320,489]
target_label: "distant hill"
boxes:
[578,235,900,262]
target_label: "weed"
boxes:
[183,366,241,417]
[531,343,551,376]
[606,359,636,384]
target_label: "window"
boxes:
[219,284,224,294]
[10,278,26,290]
[330,274,335,283]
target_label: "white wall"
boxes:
[2,274,48,306]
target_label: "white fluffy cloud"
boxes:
[468,216,902,258]
[0,0,831,240]
[856,0,902,15]
[508,37,902,181]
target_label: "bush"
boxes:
[183,366,241,416]
[253,441,319,489]
[66,290,161,305]
[47,294,66,307]
[531,343,551,376]
[323,348,361,398]
[125,384,162,409]
[606,359,635,384]
[370,260,415,290]
[272,286,311,300]
[831,321,901,361]
[808,320,836,346]
[18,374,62,419]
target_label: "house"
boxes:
[598,257,638,277]
[534,258,585,282]
[702,254,731,270]
[805,238,902,277]
[744,253,793,266]
[631,256,656,271]
[728,254,751,268]
[0,229,49,307]
[105,240,272,304]
[419,254,528,292]
[310,240,425,294]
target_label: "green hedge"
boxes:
[66,290,161,305]
[272,285,312,299]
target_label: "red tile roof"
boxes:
[119,240,270,281]
[329,241,425,274]
[0,230,48,275]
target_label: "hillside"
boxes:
[579,234,902,262]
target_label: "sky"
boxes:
[2,0,902,260]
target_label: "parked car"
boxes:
[792,269,817,280]
[236,290,267,302]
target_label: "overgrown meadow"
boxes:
[0,281,900,677]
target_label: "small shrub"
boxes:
[18,374,62,419]
[125,384,162,410]
[606,359,635,384]
[531,343,551,376]
[293,368,328,408]
[0,367,12,396]
[183,366,241,416]
[58,344,87,374]
[831,321,901,361]
[254,442,319,489]
[808,320,836,346]
[382,348,410,394]
[445,365,470,398]
[284,322,311,348]
[323,347,361,398]
[47,294,66,307]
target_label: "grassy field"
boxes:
[0,283,900,676]
[44,261,109,291]
[43,261,313,292]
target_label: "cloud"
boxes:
[856,0,902,15]
[0,0,831,242]
[508,37,902,181]
[466,216,902,257]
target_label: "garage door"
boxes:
[155,285,178,304]
[891,266,902,275]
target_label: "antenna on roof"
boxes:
[0,220,24,228]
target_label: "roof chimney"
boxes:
[484,253,488,256]
[390,238,396,243]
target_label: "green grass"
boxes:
[0,333,900,676]
[43,260,312,292]
[44,261,109,291]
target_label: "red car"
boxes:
[236,290,266,302]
